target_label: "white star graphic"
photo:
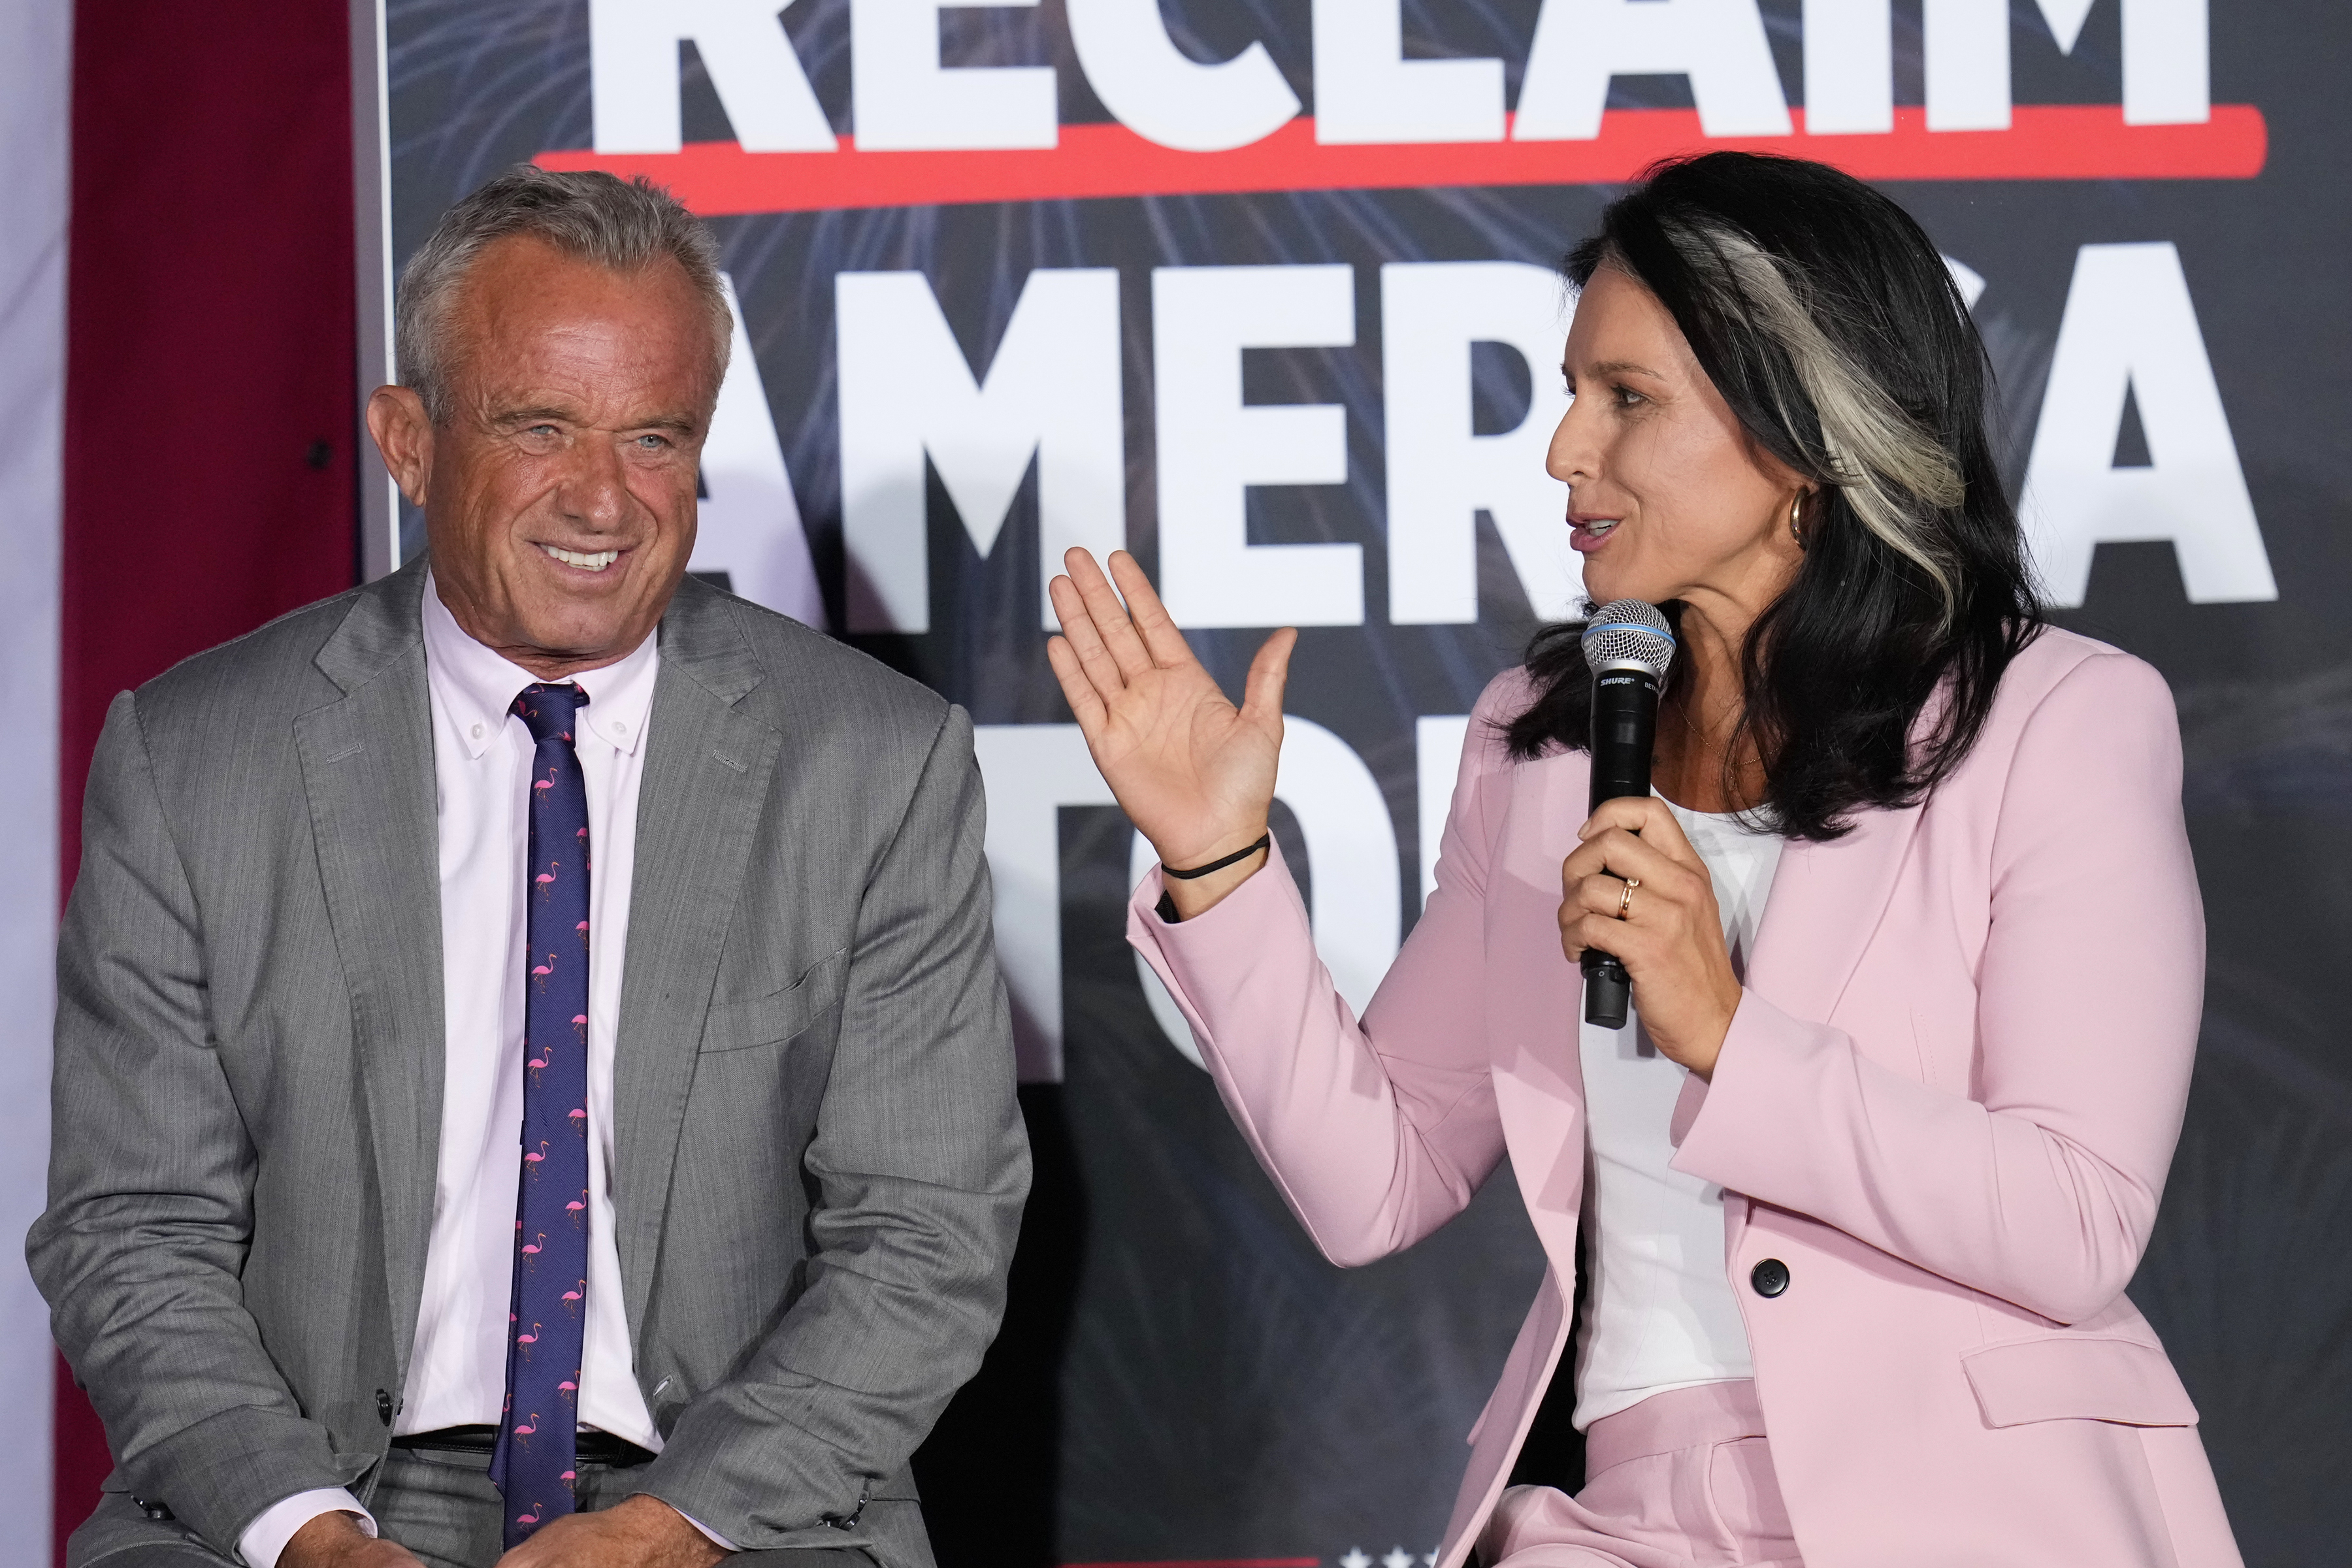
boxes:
[1382,1550,1416,1568]
[1339,1550,1371,1568]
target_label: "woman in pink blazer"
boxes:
[1046,154,2239,1568]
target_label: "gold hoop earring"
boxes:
[1789,493,1808,550]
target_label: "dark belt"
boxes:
[391,1424,657,1467]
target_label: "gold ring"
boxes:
[1616,877,1640,919]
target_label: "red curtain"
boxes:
[57,2,359,1555]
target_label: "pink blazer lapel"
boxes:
[1681,798,1926,1247]
[1746,799,1926,1028]
[1488,748,1593,1270]
[1495,1056,1586,1270]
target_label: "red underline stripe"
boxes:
[536,105,2266,216]
[1058,1560,1324,1567]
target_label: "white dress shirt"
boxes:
[1572,798,1784,1429]
[241,577,672,1563]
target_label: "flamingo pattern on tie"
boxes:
[490,682,593,1545]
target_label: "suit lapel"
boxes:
[1745,798,1925,1026]
[1490,747,1593,1271]
[294,557,444,1383]
[611,578,781,1340]
[1712,794,1924,1255]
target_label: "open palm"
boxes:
[1045,547,1294,872]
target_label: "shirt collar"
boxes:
[421,571,660,760]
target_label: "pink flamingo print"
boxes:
[514,1409,538,1433]
[558,1378,578,1397]
[520,1232,546,1256]
[570,1013,587,1041]
[516,1324,541,1350]
[524,1139,549,1168]
[531,952,556,992]
[561,1286,583,1313]
[576,919,590,946]
[535,862,559,899]
[566,1106,586,1124]
[559,1470,576,1486]
[516,1507,540,1527]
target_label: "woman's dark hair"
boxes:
[1504,151,2041,840]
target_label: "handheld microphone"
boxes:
[1578,600,1676,1030]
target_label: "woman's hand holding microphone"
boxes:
[1045,548,1296,921]
[1558,796,1744,1079]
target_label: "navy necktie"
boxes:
[490,682,593,1544]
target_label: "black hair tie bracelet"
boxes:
[1154,834,1271,923]
[1164,834,1272,880]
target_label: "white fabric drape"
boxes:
[0,0,69,1556]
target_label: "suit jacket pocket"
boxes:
[700,948,851,1053]
[1961,1334,2199,1428]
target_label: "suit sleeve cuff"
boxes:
[1667,988,1827,1192]
[676,1506,738,1551]
[238,1489,375,1568]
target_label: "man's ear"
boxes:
[365,385,434,508]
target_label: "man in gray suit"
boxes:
[29,168,1028,1568]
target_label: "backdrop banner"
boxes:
[384,4,2349,1563]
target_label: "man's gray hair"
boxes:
[395,165,731,423]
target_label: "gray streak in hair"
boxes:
[395,165,731,423]
[1658,214,1967,627]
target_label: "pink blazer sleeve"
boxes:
[1673,649,2205,1324]
[1126,674,1529,1267]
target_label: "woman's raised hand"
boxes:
[1046,548,1296,918]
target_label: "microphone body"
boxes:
[1577,601,1676,1030]
[1581,666,1660,1028]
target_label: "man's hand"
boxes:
[280,1510,427,1568]
[495,1494,727,1568]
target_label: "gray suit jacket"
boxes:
[29,558,1029,1562]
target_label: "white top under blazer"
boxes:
[1574,800,1784,1428]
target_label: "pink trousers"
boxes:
[1479,1381,1802,1568]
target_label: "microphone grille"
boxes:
[1579,598,1676,679]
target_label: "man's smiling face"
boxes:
[378,232,721,679]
